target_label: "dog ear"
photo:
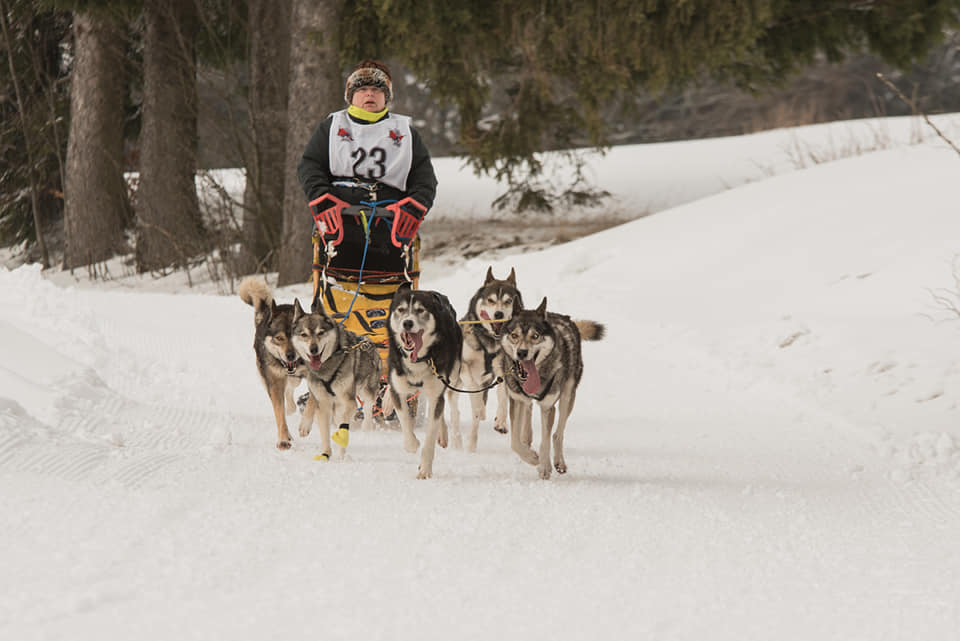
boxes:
[484,266,495,284]
[257,299,274,325]
[310,288,323,315]
[292,298,306,322]
[392,282,412,306]
[507,267,516,286]
[513,292,524,313]
[536,297,547,317]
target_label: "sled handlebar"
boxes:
[309,193,349,246]
[311,194,426,247]
[386,197,427,247]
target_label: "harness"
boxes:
[426,357,504,395]
[308,336,375,396]
[402,293,504,395]
[467,323,500,373]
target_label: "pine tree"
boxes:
[135,0,205,272]
[0,0,70,264]
[277,0,344,286]
[63,6,133,269]
[241,0,291,274]
[341,0,960,202]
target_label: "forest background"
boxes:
[2,0,959,286]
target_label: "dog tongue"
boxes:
[520,359,540,395]
[309,354,323,369]
[405,330,424,362]
[480,310,503,334]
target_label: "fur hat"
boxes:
[344,62,393,107]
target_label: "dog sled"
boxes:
[307,191,427,376]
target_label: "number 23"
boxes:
[352,147,386,180]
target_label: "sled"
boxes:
[309,193,427,376]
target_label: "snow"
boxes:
[3,115,960,640]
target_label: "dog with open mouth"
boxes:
[238,277,318,449]
[290,298,382,460]
[448,267,523,452]
[386,283,462,478]
[499,297,605,479]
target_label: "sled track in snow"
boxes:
[862,477,960,525]
[0,377,266,489]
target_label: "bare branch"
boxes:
[876,72,960,158]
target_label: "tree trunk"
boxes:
[136,0,204,272]
[277,0,343,286]
[63,11,131,269]
[240,0,291,274]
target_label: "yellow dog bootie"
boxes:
[331,424,350,448]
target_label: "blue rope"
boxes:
[335,199,396,326]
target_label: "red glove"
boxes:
[309,193,349,246]
[386,197,428,247]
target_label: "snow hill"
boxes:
[2,115,960,641]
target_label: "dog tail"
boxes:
[238,276,272,308]
[238,277,274,325]
[575,320,605,341]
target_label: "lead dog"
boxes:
[290,298,382,460]
[387,284,462,479]
[499,297,605,479]
[238,277,317,449]
[448,267,523,451]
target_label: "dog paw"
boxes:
[416,465,432,479]
[538,464,552,480]
[554,460,567,474]
[466,436,478,453]
[493,418,508,434]
[276,440,292,450]
[299,424,312,438]
[450,431,463,450]
[514,447,538,466]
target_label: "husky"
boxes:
[448,267,523,452]
[499,298,605,479]
[387,283,462,479]
[238,276,317,449]
[290,298,382,460]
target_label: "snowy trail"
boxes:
[4,267,960,641]
[4,123,960,639]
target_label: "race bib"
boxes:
[328,110,414,191]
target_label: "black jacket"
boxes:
[297,110,438,210]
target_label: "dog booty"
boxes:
[332,424,350,448]
[313,452,331,462]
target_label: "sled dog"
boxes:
[290,298,382,459]
[499,298,605,479]
[238,276,317,449]
[448,267,523,451]
[387,283,462,478]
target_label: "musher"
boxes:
[296,59,438,275]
